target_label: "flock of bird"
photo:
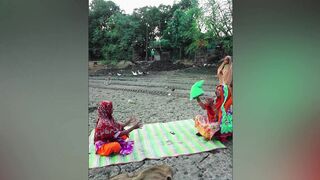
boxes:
[114,64,211,77]
[110,63,212,80]
[104,70,148,86]
[115,70,149,77]
[192,63,214,68]
[203,63,214,67]
[131,70,148,76]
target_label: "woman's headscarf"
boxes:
[97,101,114,123]
[94,101,123,144]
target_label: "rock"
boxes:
[128,99,135,104]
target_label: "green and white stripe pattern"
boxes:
[220,84,233,134]
[89,119,226,168]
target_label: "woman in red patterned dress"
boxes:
[94,101,142,156]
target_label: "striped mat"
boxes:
[89,119,226,168]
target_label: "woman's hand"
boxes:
[133,120,143,129]
[197,96,206,110]
[126,116,136,126]
[223,56,231,64]
[118,119,142,137]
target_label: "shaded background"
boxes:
[233,0,320,179]
[0,0,319,180]
[0,0,88,180]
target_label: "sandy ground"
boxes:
[88,67,232,180]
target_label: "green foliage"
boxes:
[221,36,233,55]
[200,0,233,56]
[162,2,202,58]
[89,0,120,60]
[150,39,171,50]
[101,59,117,65]
[102,13,139,61]
[89,0,233,62]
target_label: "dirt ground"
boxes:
[88,67,232,180]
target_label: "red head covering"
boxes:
[94,101,123,143]
[97,101,113,121]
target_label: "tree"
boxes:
[102,13,140,62]
[132,6,164,60]
[89,0,120,60]
[88,0,233,63]
[162,0,202,59]
[200,0,233,55]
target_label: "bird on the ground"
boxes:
[171,88,175,92]
[204,63,207,67]
[132,71,138,76]
[117,73,122,76]
[138,70,143,75]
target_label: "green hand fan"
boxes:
[190,80,205,100]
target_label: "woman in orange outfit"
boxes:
[194,97,220,140]
[193,56,233,141]
[94,101,142,156]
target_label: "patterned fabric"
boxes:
[194,115,220,140]
[96,135,134,156]
[94,101,123,145]
[95,140,105,151]
[117,137,134,155]
[204,98,216,123]
[194,84,233,140]
[214,85,224,110]
[94,100,136,156]
[218,85,233,134]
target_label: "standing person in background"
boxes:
[151,49,155,61]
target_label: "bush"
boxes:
[101,59,117,66]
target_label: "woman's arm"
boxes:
[117,126,136,137]
[217,60,227,76]
[196,97,206,110]
[117,120,142,137]
[225,63,233,87]
[119,117,135,128]
[118,121,129,128]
